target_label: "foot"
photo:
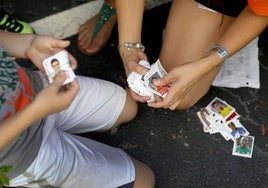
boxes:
[77,11,116,55]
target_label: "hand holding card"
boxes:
[127,59,170,102]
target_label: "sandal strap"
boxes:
[0,14,24,33]
[91,2,116,42]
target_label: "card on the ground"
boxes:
[213,119,233,141]
[43,50,76,85]
[232,135,254,158]
[197,108,219,134]
[226,111,240,123]
[226,119,249,141]
[206,97,236,120]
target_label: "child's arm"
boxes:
[0,30,77,72]
[0,72,79,151]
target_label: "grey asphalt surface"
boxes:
[2,1,268,187]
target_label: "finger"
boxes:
[168,100,181,110]
[135,63,149,75]
[153,75,171,87]
[67,54,78,70]
[51,38,70,49]
[137,51,148,61]
[52,71,66,87]
[130,90,150,103]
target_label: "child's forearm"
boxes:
[0,100,44,151]
[0,30,35,58]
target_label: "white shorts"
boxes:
[10,76,135,188]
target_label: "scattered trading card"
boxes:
[43,50,76,85]
[232,135,254,158]
[197,108,218,134]
[226,111,240,123]
[206,97,235,120]
[197,97,255,158]
[213,118,232,141]
[226,120,249,141]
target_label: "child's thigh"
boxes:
[10,129,135,187]
[160,0,234,71]
[54,76,126,133]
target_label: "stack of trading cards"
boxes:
[43,50,76,85]
[127,59,170,102]
[197,97,255,158]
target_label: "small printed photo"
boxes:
[148,73,169,97]
[207,97,235,119]
[43,51,76,85]
[148,72,161,91]
[227,120,249,141]
[232,135,254,158]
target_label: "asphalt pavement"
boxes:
[2,0,268,187]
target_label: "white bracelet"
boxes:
[118,42,145,52]
[206,45,229,67]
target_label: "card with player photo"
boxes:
[43,50,76,85]
[226,120,250,141]
[143,59,170,98]
[197,108,219,134]
[232,135,254,158]
[127,59,170,101]
[206,97,236,121]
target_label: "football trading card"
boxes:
[232,135,254,158]
[43,50,76,85]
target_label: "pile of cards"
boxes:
[127,59,170,102]
[197,97,255,158]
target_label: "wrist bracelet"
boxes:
[118,42,145,52]
[206,45,229,67]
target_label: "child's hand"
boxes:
[25,35,77,72]
[34,71,80,116]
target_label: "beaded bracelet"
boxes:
[206,45,229,67]
[118,42,145,52]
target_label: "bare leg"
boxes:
[160,0,234,109]
[131,156,155,188]
[77,0,116,55]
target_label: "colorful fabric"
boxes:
[248,0,268,16]
[0,46,44,179]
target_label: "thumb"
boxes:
[52,71,66,87]
[153,75,171,87]
[50,38,70,49]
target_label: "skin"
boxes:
[0,31,79,150]
[115,0,268,110]
[77,0,116,55]
[0,31,154,188]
